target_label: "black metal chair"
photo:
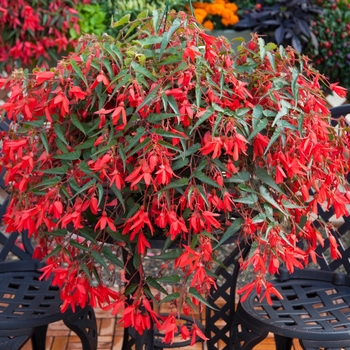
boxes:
[232,104,350,350]
[0,119,98,350]
[122,226,252,350]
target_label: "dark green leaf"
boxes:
[189,287,218,310]
[127,137,151,157]
[255,168,285,195]
[153,129,187,139]
[162,178,189,190]
[40,165,68,175]
[40,131,49,153]
[41,229,67,237]
[190,107,214,134]
[259,185,288,215]
[71,114,87,135]
[54,124,68,145]
[234,194,258,205]
[147,113,179,123]
[102,246,124,268]
[152,248,182,260]
[52,150,81,160]
[159,292,180,305]
[224,171,250,183]
[155,275,180,284]
[131,61,157,82]
[79,227,97,244]
[193,171,221,189]
[91,250,111,275]
[146,277,168,295]
[136,85,160,113]
[214,218,242,249]
[70,59,88,87]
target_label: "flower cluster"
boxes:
[305,0,350,100]
[0,0,87,74]
[192,0,240,30]
[0,11,349,344]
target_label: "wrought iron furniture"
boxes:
[122,226,252,350]
[0,119,98,350]
[232,104,350,350]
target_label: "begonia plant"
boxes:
[0,10,349,345]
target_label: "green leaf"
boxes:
[79,161,93,175]
[104,42,122,66]
[167,95,180,115]
[193,171,221,189]
[272,106,288,127]
[248,118,268,141]
[224,171,250,183]
[40,131,49,153]
[147,113,179,123]
[137,10,149,19]
[162,178,188,191]
[282,200,305,209]
[54,124,68,145]
[70,59,88,87]
[33,176,61,189]
[159,292,180,305]
[76,138,96,150]
[41,229,67,237]
[155,275,180,284]
[266,51,276,71]
[69,240,89,251]
[52,150,81,160]
[157,140,181,153]
[189,287,218,310]
[45,244,62,259]
[255,168,285,195]
[91,250,111,276]
[127,137,151,157]
[195,83,202,108]
[153,129,187,139]
[79,227,97,244]
[135,85,160,113]
[71,114,86,135]
[172,157,189,171]
[124,284,137,296]
[252,213,266,223]
[252,104,263,119]
[259,185,288,215]
[40,165,68,175]
[214,218,242,249]
[258,37,266,60]
[131,61,157,82]
[235,108,250,117]
[264,128,281,154]
[112,14,130,28]
[152,248,182,260]
[146,277,168,295]
[234,194,258,205]
[158,18,182,59]
[190,107,214,134]
[102,246,124,268]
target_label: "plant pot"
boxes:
[208,29,252,51]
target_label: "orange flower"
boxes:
[203,20,214,30]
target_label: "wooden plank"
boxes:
[51,336,68,350]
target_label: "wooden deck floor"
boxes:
[20,306,303,350]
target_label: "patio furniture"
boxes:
[122,222,252,350]
[232,104,350,350]
[0,119,98,350]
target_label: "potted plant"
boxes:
[0,10,349,345]
[0,0,85,74]
[234,0,322,53]
[190,0,252,50]
[304,0,350,101]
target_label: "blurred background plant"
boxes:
[191,0,240,30]
[234,0,322,53]
[93,0,188,36]
[0,0,84,74]
[70,2,107,39]
[305,0,350,100]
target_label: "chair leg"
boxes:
[31,325,48,350]
[0,329,32,350]
[231,303,268,350]
[63,306,98,350]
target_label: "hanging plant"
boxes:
[0,10,349,345]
